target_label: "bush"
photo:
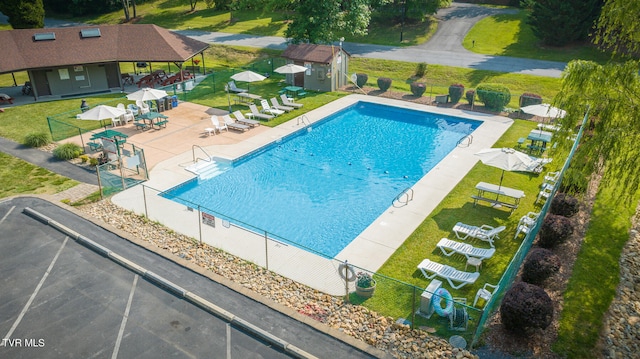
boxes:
[465,90,475,105]
[79,155,89,163]
[355,73,368,88]
[448,84,465,104]
[500,281,553,334]
[24,132,51,148]
[550,192,580,217]
[377,77,392,92]
[52,143,83,160]
[519,92,543,107]
[476,83,511,111]
[522,248,561,285]
[415,62,427,78]
[538,214,574,248]
[410,82,426,97]
[89,157,99,166]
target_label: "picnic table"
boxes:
[135,111,168,130]
[235,93,262,105]
[471,181,525,214]
[527,129,553,153]
[283,85,305,97]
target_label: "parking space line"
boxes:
[0,205,15,224]
[111,274,138,359]
[1,236,69,346]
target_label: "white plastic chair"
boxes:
[473,283,499,308]
[210,116,228,134]
[535,185,553,204]
[514,212,540,239]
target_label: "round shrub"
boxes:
[519,92,543,107]
[500,281,553,334]
[538,214,574,248]
[377,77,392,92]
[522,248,561,285]
[550,192,580,218]
[465,90,475,105]
[52,143,83,160]
[415,62,427,78]
[24,132,51,148]
[448,84,465,104]
[410,82,426,97]
[355,73,368,88]
[476,83,511,111]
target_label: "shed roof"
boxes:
[281,44,350,64]
[0,24,210,74]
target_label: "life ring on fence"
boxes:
[432,287,454,317]
[338,262,356,282]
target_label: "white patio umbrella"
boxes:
[77,104,126,130]
[520,103,566,119]
[274,64,308,74]
[230,70,266,91]
[126,87,169,101]
[475,148,536,189]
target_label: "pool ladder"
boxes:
[297,115,310,126]
[393,187,414,207]
[457,134,473,147]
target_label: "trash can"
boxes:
[164,97,172,110]
[171,95,178,108]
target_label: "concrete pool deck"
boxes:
[112,95,513,295]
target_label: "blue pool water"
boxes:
[163,102,481,257]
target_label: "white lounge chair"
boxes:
[417,259,480,289]
[227,80,247,93]
[270,97,294,112]
[210,116,228,134]
[260,99,284,116]
[280,94,303,108]
[452,223,506,248]
[232,111,260,127]
[436,238,496,260]
[222,115,249,132]
[514,212,540,239]
[247,104,274,121]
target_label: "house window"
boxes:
[317,68,325,80]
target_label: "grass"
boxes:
[553,178,640,358]
[463,11,614,63]
[0,152,78,198]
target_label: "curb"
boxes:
[23,206,320,359]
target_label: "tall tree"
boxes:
[554,0,640,196]
[522,0,604,46]
[285,0,369,44]
[0,0,45,29]
[594,0,640,55]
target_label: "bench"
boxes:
[297,91,307,97]
[134,121,148,130]
[87,141,102,152]
[471,195,518,213]
[154,120,169,129]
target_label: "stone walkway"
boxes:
[49,183,100,203]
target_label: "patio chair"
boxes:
[210,116,228,134]
[280,94,303,108]
[227,81,248,93]
[436,238,496,260]
[222,115,250,132]
[535,185,553,205]
[417,259,480,289]
[247,104,274,121]
[473,283,499,308]
[452,223,506,248]
[269,97,294,112]
[136,100,150,115]
[544,171,560,185]
[260,99,285,116]
[232,111,260,127]
[514,212,540,239]
[127,104,139,116]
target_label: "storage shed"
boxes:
[281,44,350,92]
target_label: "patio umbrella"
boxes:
[126,87,169,101]
[520,103,566,119]
[77,104,126,130]
[274,64,308,74]
[230,70,266,91]
[475,148,536,189]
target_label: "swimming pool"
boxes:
[163,102,481,257]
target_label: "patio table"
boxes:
[235,92,262,105]
[283,85,304,97]
[471,181,525,214]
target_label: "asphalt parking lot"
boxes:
[0,197,381,359]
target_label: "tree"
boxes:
[285,0,370,44]
[0,0,45,29]
[553,1,640,197]
[522,0,604,46]
[189,0,198,11]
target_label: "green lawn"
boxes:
[0,152,78,198]
[463,11,613,63]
